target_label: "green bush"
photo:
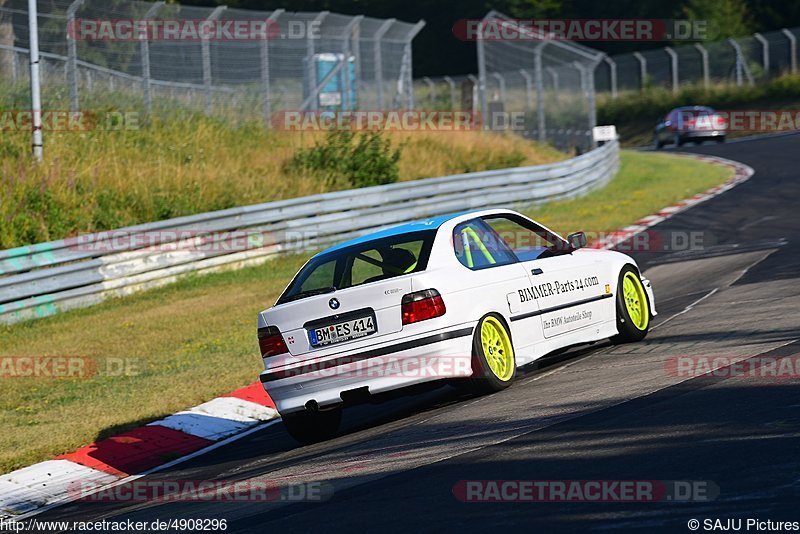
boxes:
[287,130,402,188]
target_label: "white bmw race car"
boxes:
[258,208,656,442]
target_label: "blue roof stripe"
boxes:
[317,211,470,256]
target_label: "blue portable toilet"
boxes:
[304,53,357,110]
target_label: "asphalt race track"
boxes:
[40,134,800,532]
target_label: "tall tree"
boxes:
[683,0,752,40]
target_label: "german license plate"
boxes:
[308,315,376,347]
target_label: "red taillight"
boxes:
[401,289,446,325]
[258,326,288,357]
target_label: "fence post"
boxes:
[443,75,457,110]
[350,16,362,111]
[753,32,769,78]
[533,45,545,142]
[28,0,43,161]
[341,15,363,111]
[728,38,754,86]
[66,0,85,113]
[404,21,425,110]
[306,11,329,111]
[466,74,478,117]
[372,18,394,109]
[422,76,436,106]
[491,72,506,104]
[782,28,797,74]
[633,51,646,91]
[664,47,678,93]
[519,69,533,112]
[476,17,488,127]
[11,49,18,82]
[603,55,617,98]
[545,66,559,91]
[202,6,226,115]
[693,43,709,88]
[261,8,283,127]
[140,1,164,117]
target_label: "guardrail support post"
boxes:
[664,47,678,93]
[372,18,394,110]
[261,9,283,127]
[66,0,85,113]
[782,28,797,74]
[753,32,769,78]
[202,6,227,115]
[140,1,164,117]
[603,55,617,98]
[519,69,533,112]
[693,43,709,88]
[633,51,646,91]
[443,75,456,110]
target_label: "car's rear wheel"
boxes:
[281,405,342,444]
[673,133,683,147]
[716,136,725,143]
[467,314,516,393]
[611,266,651,344]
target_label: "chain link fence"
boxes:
[594,28,800,95]
[0,0,424,124]
[415,11,606,152]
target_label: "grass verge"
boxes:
[0,150,732,474]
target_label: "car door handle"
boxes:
[531,268,544,275]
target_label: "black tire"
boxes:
[673,133,683,147]
[611,265,651,344]
[466,313,516,394]
[653,136,662,150]
[281,406,342,444]
[716,136,725,144]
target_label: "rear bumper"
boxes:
[260,325,475,414]
[679,130,725,139]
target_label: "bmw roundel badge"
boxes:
[329,298,340,310]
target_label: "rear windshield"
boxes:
[276,230,436,305]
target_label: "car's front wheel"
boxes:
[611,266,651,344]
[467,314,516,393]
[281,406,342,444]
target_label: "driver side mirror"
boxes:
[567,231,587,250]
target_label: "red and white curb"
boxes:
[591,153,754,250]
[0,382,278,520]
[0,152,754,521]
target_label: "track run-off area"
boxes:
[36,134,800,532]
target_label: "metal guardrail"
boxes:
[0,140,619,324]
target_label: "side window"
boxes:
[482,216,568,262]
[453,220,516,270]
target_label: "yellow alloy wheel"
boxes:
[480,316,515,381]
[622,272,649,331]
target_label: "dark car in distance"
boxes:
[653,106,727,149]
